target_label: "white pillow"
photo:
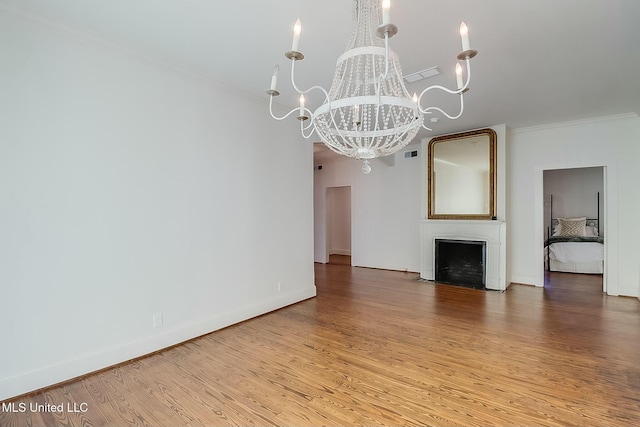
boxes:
[585,226,599,237]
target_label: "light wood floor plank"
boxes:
[2,265,639,426]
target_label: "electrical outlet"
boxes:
[278,281,283,292]
[153,312,163,328]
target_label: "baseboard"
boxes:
[328,249,351,256]
[0,286,316,402]
[355,262,420,274]
[510,275,543,287]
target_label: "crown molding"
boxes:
[511,113,639,135]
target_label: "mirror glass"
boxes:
[428,129,496,219]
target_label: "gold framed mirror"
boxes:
[428,128,497,220]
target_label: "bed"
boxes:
[545,193,604,274]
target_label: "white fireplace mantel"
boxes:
[420,220,507,290]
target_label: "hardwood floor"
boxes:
[2,266,639,426]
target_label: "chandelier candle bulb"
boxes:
[299,94,305,115]
[382,0,391,25]
[456,63,463,89]
[270,65,279,91]
[292,18,301,52]
[460,22,470,51]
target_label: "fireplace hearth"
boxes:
[435,239,486,289]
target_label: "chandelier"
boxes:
[266,0,477,174]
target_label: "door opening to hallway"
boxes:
[326,186,352,266]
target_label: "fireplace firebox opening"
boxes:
[435,239,486,289]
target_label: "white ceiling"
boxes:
[3,0,640,155]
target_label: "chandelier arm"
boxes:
[456,57,473,94]
[372,40,390,148]
[422,94,465,120]
[289,59,330,101]
[373,34,391,111]
[417,83,461,99]
[371,33,393,144]
[463,56,472,89]
[382,30,391,80]
[393,60,412,100]
[269,95,305,121]
[302,107,315,130]
[416,57,472,105]
[389,59,424,134]
[300,118,315,139]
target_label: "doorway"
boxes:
[543,166,605,292]
[326,186,352,265]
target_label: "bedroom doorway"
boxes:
[326,186,352,265]
[543,166,605,292]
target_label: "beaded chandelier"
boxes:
[267,0,477,173]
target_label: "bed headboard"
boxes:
[548,192,601,237]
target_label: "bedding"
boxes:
[545,235,604,273]
[548,259,603,274]
[545,235,604,245]
[546,241,604,264]
[545,193,603,273]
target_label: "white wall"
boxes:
[313,124,506,274]
[0,12,315,400]
[313,114,640,297]
[509,114,640,296]
[314,143,423,272]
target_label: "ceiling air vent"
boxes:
[404,66,440,83]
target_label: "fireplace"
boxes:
[435,239,487,289]
[420,219,506,290]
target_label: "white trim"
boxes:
[510,275,541,287]
[512,113,638,134]
[534,161,618,294]
[420,220,507,290]
[329,249,352,256]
